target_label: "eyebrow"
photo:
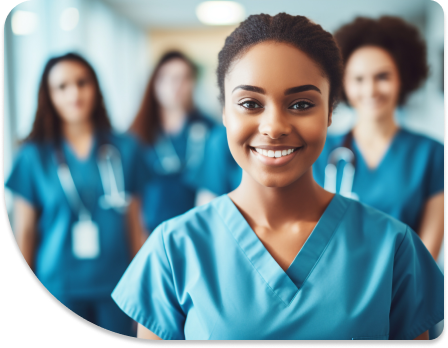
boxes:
[232,84,321,95]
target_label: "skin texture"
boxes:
[139,41,431,340]
[155,58,195,135]
[345,46,443,263]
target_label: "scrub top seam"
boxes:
[160,222,188,317]
[394,226,410,256]
[212,204,294,306]
[292,197,353,298]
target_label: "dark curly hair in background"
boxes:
[217,13,343,110]
[334,16,429,105]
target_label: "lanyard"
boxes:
[55,135,130,219]
[154,120,209,175]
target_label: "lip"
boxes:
[250,146,302,167]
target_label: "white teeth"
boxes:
[254,147,297,158]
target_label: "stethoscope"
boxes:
[153,120,209,175]
[56,138,130,222]
[323,132,359,200]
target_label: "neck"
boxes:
[230,169,332,230]
[62,119,94,144]
[161,108,187,134]
[353,112,399,142]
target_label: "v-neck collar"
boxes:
[212,194,351,306]
[62,134,98,164]
[351,128,403,173]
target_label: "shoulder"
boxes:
[400,128,443,150]
[15,141,52,162]
[156,196,226,248]
[340,195,408,247]
[107,131,144,152]
[190,110,216,129]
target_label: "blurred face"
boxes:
[223,41,332,188]
[344,46,401,120]
[48,60,97,125]
[155,58,195,111]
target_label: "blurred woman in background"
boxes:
[130,51,215,233]
[313,17,444,261]
[6,53,146,336]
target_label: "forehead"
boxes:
[345,46,397,74]
[48,60,90,84]
[158,59,192,76]
[225,41,329,95]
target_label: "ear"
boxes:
[222,108,227,128]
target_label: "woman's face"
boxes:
[344,46,401,121]
[155,58,195,111]
[223,41,332,188]
[48,60,97,125]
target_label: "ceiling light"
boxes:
[60,7,79,31]
[196,1,245,26]
[11,10,38,36]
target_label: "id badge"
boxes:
[72,219,100,259]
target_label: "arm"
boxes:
[137,323,162,340]
[126,197,148,258]
[418,192,444,260]
[13,196,38,270]
[414,331,429,340]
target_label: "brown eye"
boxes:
[239,101,263,109]
[289,101,314,110]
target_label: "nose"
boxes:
[258,107,292,140]
[363,78,379,98]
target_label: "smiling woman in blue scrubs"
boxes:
[129,51,215,233]
[6,53,146,336]
[112,14,443,340]
[313,17,444,261]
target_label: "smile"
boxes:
[250,146,302,166]
[254,147,297,158]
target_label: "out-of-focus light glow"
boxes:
[11,11,39,35]
[196,1,245,26]
[60,7,79,31]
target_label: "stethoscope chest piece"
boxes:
[97,144,131,213]
[324,147,359,200]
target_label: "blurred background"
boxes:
[3,0,444,212]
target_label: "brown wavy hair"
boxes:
[129,51,197,144]
[25,53,111,143]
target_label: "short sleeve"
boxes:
[111,223,186,340]
[5,144,40,207]
[428,142,444,197]
[389,227,444,340]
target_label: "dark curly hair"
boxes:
[25,53,111,143]
[217,13,343,110]
[334,16,428,105]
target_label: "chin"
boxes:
[254,172,300,189]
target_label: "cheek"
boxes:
[344,82,360,103]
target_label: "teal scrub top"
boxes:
[141,113,214,232]
[313,129,444,232]
[5,132,147,299]
[112,194,443,340]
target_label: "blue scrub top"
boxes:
[195,125,242,195]
[141,112,214,232]
[112,194,443,340]
[313,129,444,232]
[5,132,147,299]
